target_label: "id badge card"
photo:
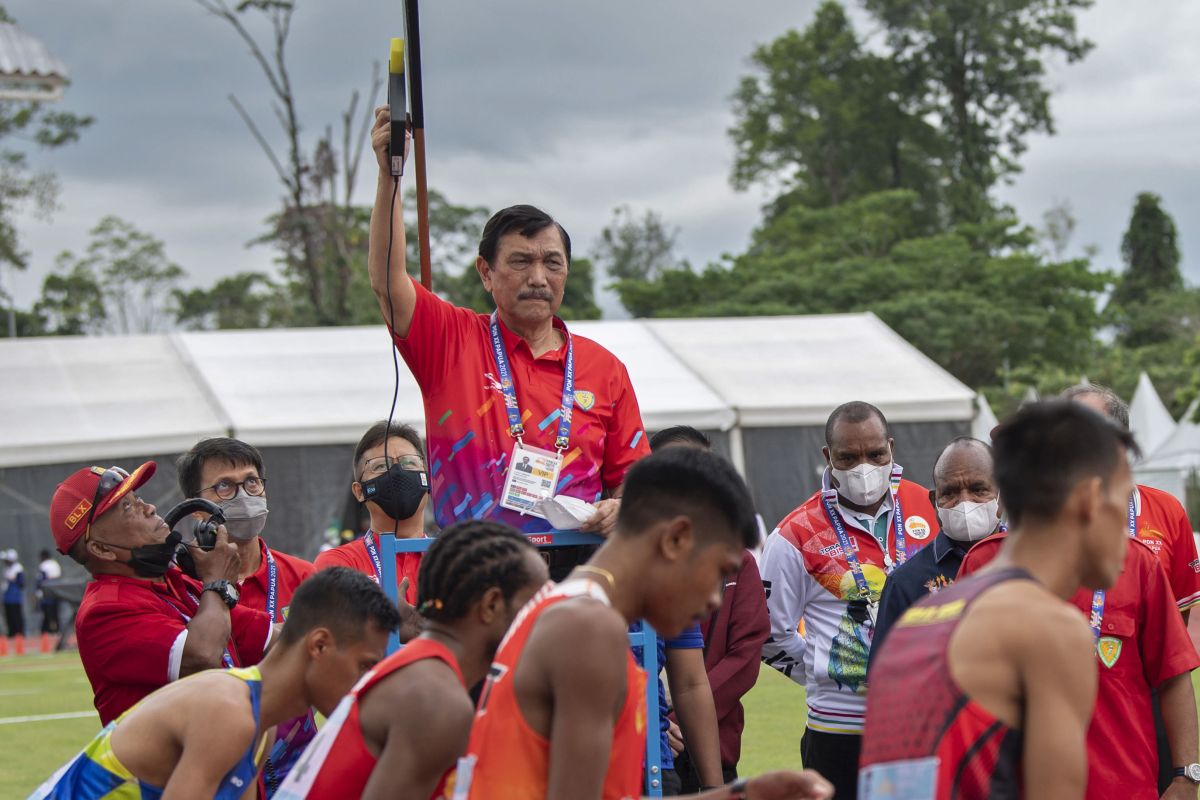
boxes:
[858,757,938,799]
[499,442,563,518]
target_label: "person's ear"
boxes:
[887,437,896,458]
[1068,476,1102,528]
[658,516,695,562]
[306,627,334,661]
[928,488,936,507]
[351,481,365,503]
[476,256,494,291]
[821,446,832,467]
[477,586,504,625]
[86,539,119,563]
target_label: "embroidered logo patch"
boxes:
[1097,636,1122,668]
[573,390,595,411]
[64,499,92,530]
[904,515,931,540]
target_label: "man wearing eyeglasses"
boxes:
[368,114,650,578]
[177,438,315,625]
[49,462,273,726]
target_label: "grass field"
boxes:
[2,653,1196,797]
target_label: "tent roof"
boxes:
[972,392,999,442]
[646,313,975,427]
[1129,371,1175,456]
[0,23,68,80]
[0,334,228,467]
[2,313,974,465]
[1141,399,1200,471]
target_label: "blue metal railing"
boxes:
[377,530,664,796]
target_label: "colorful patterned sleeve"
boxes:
[601,361,649,492]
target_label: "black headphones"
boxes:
[164,498,225,580]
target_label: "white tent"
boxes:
[972,392,999,442]
[1129,371,1175,456]
[1137,399,1200,503]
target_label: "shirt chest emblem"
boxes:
[573,390,596,411]
[1097,636,1122,668]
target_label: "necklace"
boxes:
[574,565,616,592]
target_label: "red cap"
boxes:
[49,462,157,554]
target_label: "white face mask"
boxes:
[831,462,892,506]
[938,498,1000,542]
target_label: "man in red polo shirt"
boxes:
[959,528,1200,798]
[49,462,272,725]
[366,110,649,573]
[177,437,316,794]
[1064,384,1200,618]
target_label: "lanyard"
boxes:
[819,464,904,601]
[364,531,384,584]
[489,312,575,451]
[159,590,234,668]
[262,545,278,622]
[1088,497,1138,640]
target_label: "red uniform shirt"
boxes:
[279,638,463,799]
[237,539,314,623]
[1133,484,1200,611]
[313,532,420,606]
[76,568,272,724]
[393,279,650,533]
[463,580,647,800]
[959,533,1200,800]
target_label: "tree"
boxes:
[36,216,185,335]
[1109,192,1182,311]
[593,205,683,285]
[862,0,1094,222]
[404,188,490,295]
[174,272,287,330]
[196,0,382,326]
[729,1,942,217]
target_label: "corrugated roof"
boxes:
[0,23,68,80]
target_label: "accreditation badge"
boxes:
[859,757,938,800]
[499,441,563,518]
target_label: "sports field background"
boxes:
[3,653,1199,797]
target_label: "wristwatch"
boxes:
[203,580,240,609]
[727,778,750,799]
[1175,763,1200,783]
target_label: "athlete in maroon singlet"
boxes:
[861,401,1138,800]
[861,568,1031,798]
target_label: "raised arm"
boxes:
[1021,608,1096,800]
[368,105,417,336]
[180,526,242,676]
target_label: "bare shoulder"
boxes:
[368,658,473,727]
[533,596,628,651]
[975,580,1091,658]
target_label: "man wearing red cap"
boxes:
[50,462,273,725]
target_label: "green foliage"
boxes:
[174,272,288,330]
[863,0,1094,223]
[593,205,683,283]
[34,216,185,335]
[1109,192,1182,317]
[615,190,1107,389]
[730,1,942,217]
[404,187,490,295]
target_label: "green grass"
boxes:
[2,652,1197,796]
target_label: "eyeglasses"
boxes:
[361,455,425,479]
[200,476,266,501]
[85,467,130,537]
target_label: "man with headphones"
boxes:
[48,461,273,725]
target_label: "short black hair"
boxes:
[1060,383,1130,430]
[353,421,426,480]
[416,520,540,623]
[993,400,1139,528]
[39,549,52,562]
[825,401,890,447]
[177,438,264,498]
[478,205,571,265]
[617,447,757,549]
[280,567,401,645]
[649,426,712,452]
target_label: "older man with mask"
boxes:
[366,111,649,577]
[48,462,272,725]
[760,401,939,800]
[869,437,999,666]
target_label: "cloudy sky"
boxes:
[5,0,1200,314]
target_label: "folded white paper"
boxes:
[534,495,597,531]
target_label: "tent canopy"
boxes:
[1,313,975,467]
[1129,371,1176,456]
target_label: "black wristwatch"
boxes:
[727,778,750,799]
[1175,763,1200,784]
[203,580,240,609]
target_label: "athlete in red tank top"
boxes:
[277,520,550,800]
[278,639,462,799]
[860,568,1031,798]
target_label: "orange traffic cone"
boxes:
[13,634,24,656]
[40,632,51,653]
[0,637,8,656]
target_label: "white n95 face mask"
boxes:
[939,498,1000,542]
[831,462,892,506]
